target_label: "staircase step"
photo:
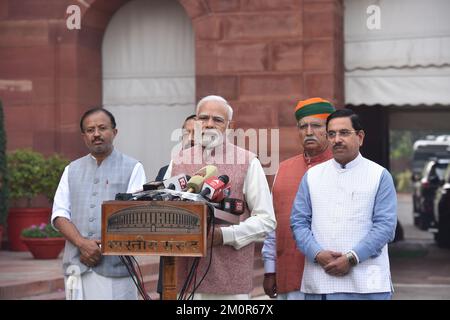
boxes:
[0,276,65,300]
[0,255,159,300]
[1,244,266,300]
[21,290,66,300]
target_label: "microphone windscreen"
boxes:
[195,165,218,180]
[186,175,205,193]
[218,175,229,185]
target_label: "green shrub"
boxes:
[395,170,412,193]
[7,149,69,207]
[42,154,70,203]
[21,223,63,238]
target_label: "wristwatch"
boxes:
[345,251,358,266]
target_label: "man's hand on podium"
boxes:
[209,227,223,247]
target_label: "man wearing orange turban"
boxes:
[262,97,335,299]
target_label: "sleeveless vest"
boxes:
[172,143,256,294]
[301,156,393,293]
[63,149,138,277]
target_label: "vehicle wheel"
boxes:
[393,221,404,242]
[413,215,421,227]
[418,215,430,230]
[412,196,418,213]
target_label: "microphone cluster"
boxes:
[115,165,245,216]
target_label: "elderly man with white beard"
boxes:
[164,95,276,300]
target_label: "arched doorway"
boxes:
[102,0,195,179]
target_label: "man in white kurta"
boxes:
[51,108,146,300]
[291,109,397,300]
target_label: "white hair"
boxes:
[196,95,233,121]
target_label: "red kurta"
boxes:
[272,147,332,293]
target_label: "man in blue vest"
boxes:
[51,108,146,299]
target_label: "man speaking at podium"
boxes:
[165,95,276,300]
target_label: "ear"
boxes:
[228,120,235,130]
[358,130,365,146]
[112,128,118,137]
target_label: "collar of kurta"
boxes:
[331,152,363,171]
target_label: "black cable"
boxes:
[126,256,147,299]
[189,271,198,300]
[178,257,199,300]
[130,256,149,298]
[120,255,150,300]
[186,202,216,299]
[178,201,213,300]
[119,256,144,298]
[125,256,148,300]
[179,202,214,300]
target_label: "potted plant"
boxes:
[6,149,69,251]
[20,223,65,259]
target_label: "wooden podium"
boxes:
[101,201,208,300]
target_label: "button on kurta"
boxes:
[90,204,96,208]
[94,178,99,184]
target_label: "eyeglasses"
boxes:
[84,126,112,135]
[297,122,324,131]
[197,114,226,125]
[327,130,359,139]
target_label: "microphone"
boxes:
[115,193,133,201]
[142,180,164,191]
[143,174,191,192]
[185,165,218,193]
[199,175,229,201]
[186,175,205,193]
[116,190,156,201]
[153,192,174,201]
[221,198,245,215]
[194,165,218,179]
[213,183,231,202]
[163,174,189,191]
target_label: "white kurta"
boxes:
[301,156,392,294]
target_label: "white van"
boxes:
[412,135,450,175]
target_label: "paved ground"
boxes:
[390,193,450,300]
[0,251,158,287]
[0,249,159,299]
[1,193,449,300]
[252,193,450,300]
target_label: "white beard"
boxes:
[201,129,225,149]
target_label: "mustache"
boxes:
[92,138,103,143]
[304,137,318,143]
[333,143,345,149]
